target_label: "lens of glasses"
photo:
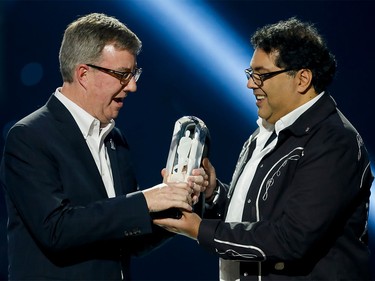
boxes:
[120,68,142,85]
[121,74,131,84]
[251,73,262,86]
[134,68,142,82]
[245,69,262,86]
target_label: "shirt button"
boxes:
[274,262,285,270]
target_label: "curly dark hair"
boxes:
[251,17,336,93]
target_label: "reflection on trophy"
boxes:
[166,116,209,182]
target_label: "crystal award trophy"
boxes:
[165,116,209,183]
[150,116,210,219]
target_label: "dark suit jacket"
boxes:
[199,94,373,280]
[0,94,172,280]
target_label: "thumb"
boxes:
[202,158,214,173]
[202,157,216,186]
[161,168,168,182]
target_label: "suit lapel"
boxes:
[46,94,108,198]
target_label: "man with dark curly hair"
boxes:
[156,17,373,280]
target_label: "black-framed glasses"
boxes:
[87,64,142,85]
[244,68,293,87]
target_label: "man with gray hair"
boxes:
[0,13,207,280]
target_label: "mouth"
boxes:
[255,95,266,101]
[112,97,125,108]
[113,97,125,102]
[254,93,267,108]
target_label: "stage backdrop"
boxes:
[1,1,374,280]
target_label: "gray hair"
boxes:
[59,13,142,82]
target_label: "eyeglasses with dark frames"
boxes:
[244,68,293,87]
[87,64,142,86]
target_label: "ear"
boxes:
[76,64,90,88]
[296,69,313,94]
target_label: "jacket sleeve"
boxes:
[203,179,229,219]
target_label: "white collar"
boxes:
[54,88,115,140]
[258,92,324,134]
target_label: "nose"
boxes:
[123,77,137,93]
[247,77,259,89]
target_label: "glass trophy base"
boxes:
[150,208,182,220]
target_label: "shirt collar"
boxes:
[54,88,115,140]
[259,92,324,135]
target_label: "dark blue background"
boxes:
[1,1,374,280]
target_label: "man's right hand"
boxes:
[142,182,193,213]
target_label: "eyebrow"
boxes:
[117,67,132,72]
[119,64,138,72]
[251,66,273,73]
